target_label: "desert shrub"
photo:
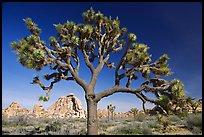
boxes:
[145,115,157,121]
[38,117,53,124]
[166,115,182,125]
[177,109,188,119]
[118,129,141,135]
[184,113,202,134]
[60,127,70,135]
[191,127,202,135]
[134,113,146,122]
[45,120,62,132]
[79,128,87,135]
[166,115,181,122]
[146,120,161,129]
[142,126,153,135]
[5,115,30,127]
[113,122,143,135]
[2,116,10,126]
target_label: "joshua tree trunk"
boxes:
[86,97,98,135]
[108,110,109,121]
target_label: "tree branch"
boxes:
[81,40,95,73]
[115,40,132,85]
[67,51,88,92]
[31,76,60,95]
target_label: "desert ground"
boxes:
[2,112,202,135]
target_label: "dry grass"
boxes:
[2,113,202,135]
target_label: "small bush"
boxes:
[184,113,202,134]
[191,127,202,135]
[134,114,146,122]
[45,121,62,132]
[146,121,161,129]
[113,122,143,135]
[166,115,181,123]
[142,126,152,135]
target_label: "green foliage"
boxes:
[71,36,80,45]
[53,23,63,33]
[23,18,41,35]
[49,36,57,45]
[158,96,169,107]
[11,37,46,71]
[156,54,169,65]
[151,54,172,76]
[126,43,151,65]
[128,33,137,41]
[120,27,127,36]
[38,94,49,102]
[171,79,185,98]
[157,114,169,130]
[64,21,75,30]
[45,121,62,132]
[11,42,19,49]
[33,49,45,58]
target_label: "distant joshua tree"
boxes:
[130,107,139,119]
[11,7,187,135]
[107,104,116,121]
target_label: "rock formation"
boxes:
[2,102,31,118]
[32,104,48,118]
[97,109,109,118]
[47,93,85,118]
[2,93,85,119]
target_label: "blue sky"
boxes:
[2,2,202,112]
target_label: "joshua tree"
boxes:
[11,7,186,135]
[107,104,116,121]
[129,107,139,119]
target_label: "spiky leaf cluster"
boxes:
[45,7,130,68]
[151,54,172,76]
[170,79,185,98]
[157,95,170,109]
[38,95,49,102]
[128,33,137,41]
[23,18,41,35]
[126,43,151,65]
[158,79,186,114]
[123,43,152,80]
[11,36,46,71]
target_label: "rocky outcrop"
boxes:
[97,109,109,118]
[2,102,31,117]
[32,104,48,118]
[47,93,85,118]
[2,93,85,119]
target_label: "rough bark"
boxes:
[86,98,98,135]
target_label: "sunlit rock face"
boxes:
[2,102,31,117]
[2,93,86,119]
[32,104,48,118]
[47,93,85,118]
